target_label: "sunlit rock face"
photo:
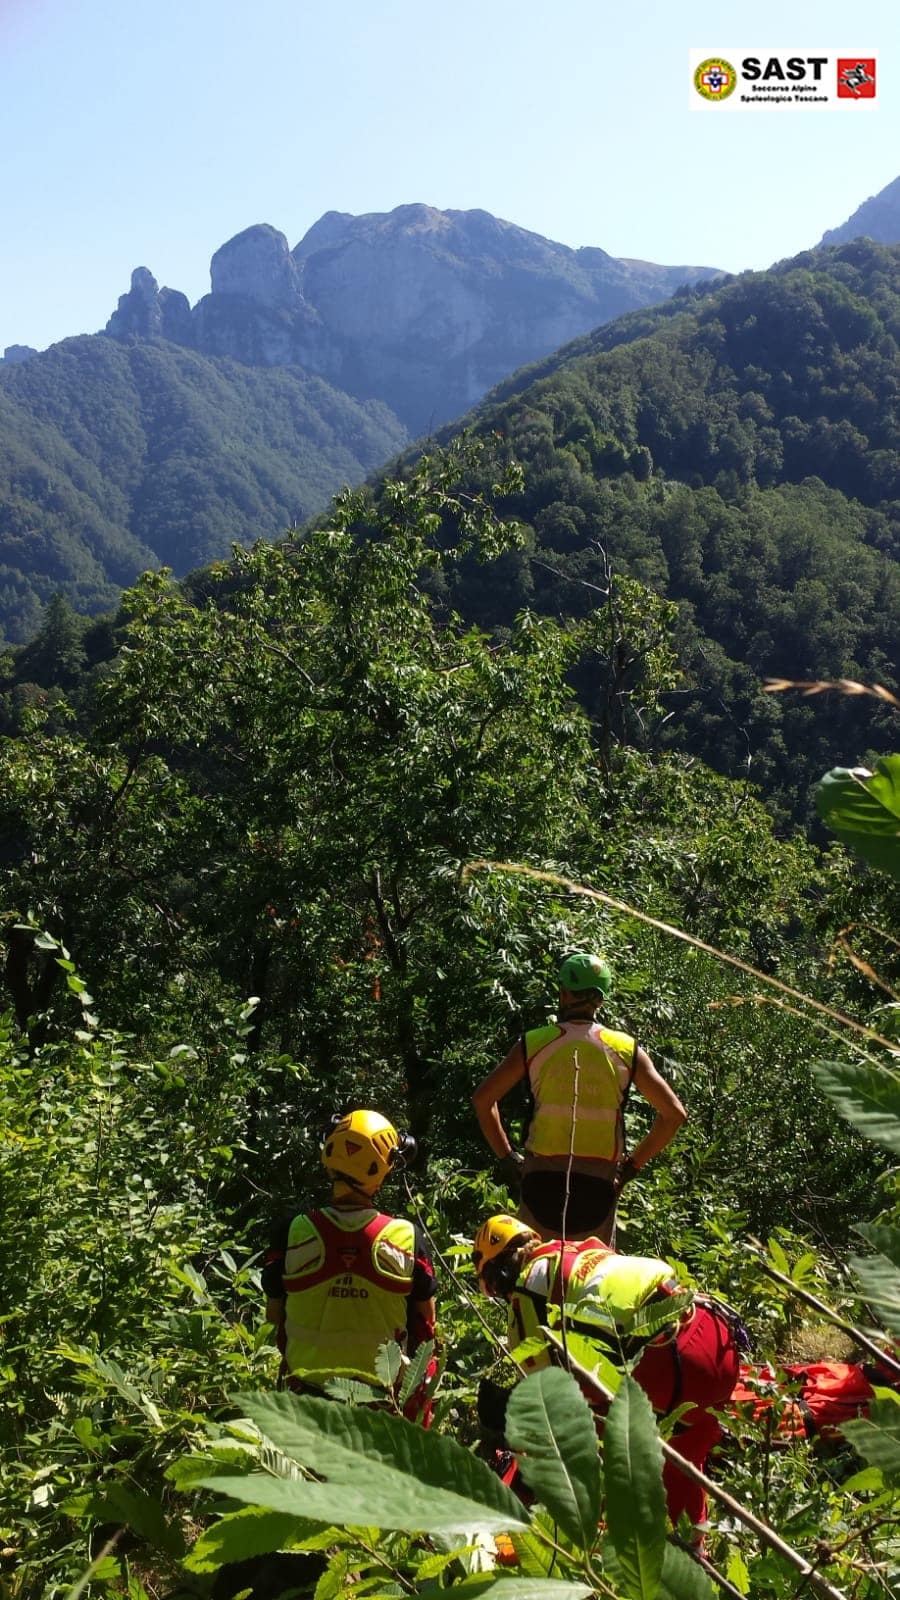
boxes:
[106,268,193,344]
[104,205,719,431]
[210,224,303,309]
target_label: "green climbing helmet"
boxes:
[558,950,612,997]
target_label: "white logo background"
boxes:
[690,48,878,111]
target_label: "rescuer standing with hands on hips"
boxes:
[472,952,686,1242]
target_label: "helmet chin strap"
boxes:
[330,1171,378,1202]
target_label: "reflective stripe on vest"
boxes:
[525,1022,635,1159]
[508,1242,678,1382]
[283,1207,415,1383]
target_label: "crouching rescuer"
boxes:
[262,1109,437,1419]
[473,1214,742,1539]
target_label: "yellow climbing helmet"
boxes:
[321,1109,410,1198]
[472,1213,536,1296]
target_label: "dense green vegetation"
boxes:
[422,240,900,818]
[1,444,897,1599]
[0,335,407,642]
[3,242,898,821]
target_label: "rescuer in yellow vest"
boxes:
[472,952,686,1242]
[262,1109,437,1416]
[473,1214,740,1539]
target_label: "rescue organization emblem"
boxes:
[694,58,737,100]
[837,58,876,97]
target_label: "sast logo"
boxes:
[837,59,876,97]
[690,49,879,110]
[693,57,737,100]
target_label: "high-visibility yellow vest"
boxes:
[524,1022,636,1160]
[508,1240,680,1385]
[282,1206,417,1385]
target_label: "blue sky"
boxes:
[1,0,895,353]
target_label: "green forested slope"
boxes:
[4,241,899,819]
[0,448,890,1600]
[1,447,897,1599]
[427,240,900,814]
[0,335,407,641]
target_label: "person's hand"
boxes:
[498,1149,525,1191]
[617,1156,639,1190]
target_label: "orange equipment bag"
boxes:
[730,1360,877,1440]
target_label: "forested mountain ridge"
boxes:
[411,238,900,814]
[4,240,898,820]
[0,335,406,642]
[0,205,720,645]
[97,205,719,432]
[820,172,900,246]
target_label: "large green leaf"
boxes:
[505,1368,600,1549]
[657,1543,716,1600]
[629,1295,694,1342]
[204,1391,529,1536]
[815,758,900,880]
[603,1376,667,1600]
[398,1338,436,1407]
[201,1472,529,1539]
[374,1339,403,1388]
[556,1331,622,1399]
[323,1377,384,1405]
[841,1396,900,1478]
[413,1546,478,1581]
[184,1507,323,1572]
[508,1528,558,1577]
[810,1059,900,1153]
[850,1229,900,1335]
[857,1222,900,1268]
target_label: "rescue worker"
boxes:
[262,1109,437,1417]
[472,1215,741,1537]
[472,951,686,1242]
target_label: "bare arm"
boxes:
[471,1043,528,1158]
[266,1296,285,1329]
[625,1047,687,1174]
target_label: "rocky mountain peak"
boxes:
[209,223,303,308]
[292,210,354,260]
[820,174,900,246]
[103,203,720,430]
[106,267,192,342]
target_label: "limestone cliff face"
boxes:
[104,205,719,431]
[209,224,303,308]
[106,268,192,344]
[290,204,717,425]
[195,223,334,369]
[820,175,900,247]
